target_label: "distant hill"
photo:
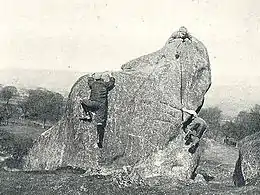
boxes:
[0,68,86,97]
[0,68,259,117]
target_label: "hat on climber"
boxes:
[101,72,111,82]
[179,26,188,33]
[93,72,102,80]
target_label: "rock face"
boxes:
[24,28,211,183]
[233,131,260,186]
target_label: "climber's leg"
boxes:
[95,104,108,148]
[197,126,207,139]
[79,103,92,122]
[188,135,200,154]
[97,124,105,148]
[79,99,99,122]
[185,130,196,145]
[187,127,206,154]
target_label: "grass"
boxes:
[0,125,260,195]
[0,123,47,140]
[0,124,45,169]
[198,139,239,181]
[1,168,259,195]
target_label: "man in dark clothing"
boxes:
[181,108,207,154]
[80,72,115,148]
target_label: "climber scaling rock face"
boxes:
[79,72,115,148]
[181,108,207,154]
[24,27,211,184]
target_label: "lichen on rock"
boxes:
[233,131,260,186]
[24,27,211,184]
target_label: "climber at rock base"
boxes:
[167,26,192,44]
[180,107,207,154]
[79,72,115,148]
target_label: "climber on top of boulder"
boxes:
[79,72,115,148]
[181,107,207,154]
[167,26,192,44]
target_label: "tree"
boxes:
[199,107,222,139]
[17,98,29,119]
[221,120,239,140]
[0,86,18,105]
[0,104,8,124]
[234,104,260,140]
[21,88,64,128]
[221,104,260,141]
[0,86,18,124]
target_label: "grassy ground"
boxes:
[0,124,45,169]
[0,125,259,195]
[199,139,239,182]
[153,140,260,194]
[0,123,47,140]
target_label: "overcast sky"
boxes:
[0,0,259,86]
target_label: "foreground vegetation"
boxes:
[0,138,259,195]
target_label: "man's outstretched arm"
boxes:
[87,76,95,88]
[106,76,115,91]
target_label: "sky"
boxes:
[0,0,260,86]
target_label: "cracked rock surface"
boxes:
[24,28,211,183]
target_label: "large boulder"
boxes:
[24,27,211,183]
[233,131,260,186]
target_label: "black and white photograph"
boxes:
[0,0,259,194]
